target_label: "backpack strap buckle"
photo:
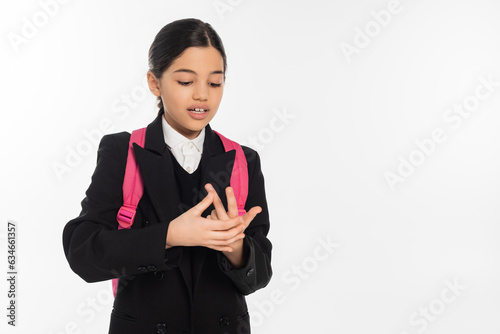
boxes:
[117,206,136,229]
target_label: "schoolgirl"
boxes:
[62,18,272,334]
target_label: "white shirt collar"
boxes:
[161,115,205,153]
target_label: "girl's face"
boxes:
[147,46,225,140]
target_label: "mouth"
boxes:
[187,105,210,120]
[187,108,209,114]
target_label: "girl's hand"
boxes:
[165,186,247,252]
[206,183,262,225]
[205,183,262,268]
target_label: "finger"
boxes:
[210,235,244,246]
[205,183,229,220]
[191,190,214,216]
[210,209,218,220]
[226,187,238,218]
[210,223,245,241]
[207,215,242,231]
[210,233,245,247]
[240,206,262,230]
[208,184,228,220]
[226,233,245,245]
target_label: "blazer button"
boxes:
[246,268,255,276]
[138,266,147,272]
[155,323,167,333]
[153,270,164,280]
[219,316,229,327]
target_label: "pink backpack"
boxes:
[112,127,249,297]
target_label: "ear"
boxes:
[147,70,161,97]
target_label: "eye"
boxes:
[177,81,222,87]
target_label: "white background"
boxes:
[2,0,500,333]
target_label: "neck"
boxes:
[164,114,201,140]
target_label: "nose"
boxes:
[192,81,208,101]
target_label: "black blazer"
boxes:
[62,113,272,334]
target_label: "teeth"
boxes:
[191,108,207,113]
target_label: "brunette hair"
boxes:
[148,18,227,116]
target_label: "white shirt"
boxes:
[161,116,205,174]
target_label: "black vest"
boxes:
[166,148,204,293]
[167,148,203,212]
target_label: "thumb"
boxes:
[241,206,262,226]
[191,191,214,216]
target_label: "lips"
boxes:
[187,105,210,120]
[187,104,209,112]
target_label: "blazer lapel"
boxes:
[132,114,194,299]
[132,113,237,298]
[132,114,181,224]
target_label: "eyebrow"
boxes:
[173,69,224,75]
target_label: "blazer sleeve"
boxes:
[216,147,273,295]
[62,133,181,283]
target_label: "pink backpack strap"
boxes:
[113,127,146,297]
[213,130,249,216]
[116,128,147,229]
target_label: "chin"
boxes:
[185,120,208,131]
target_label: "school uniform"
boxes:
[62,112,273,334]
